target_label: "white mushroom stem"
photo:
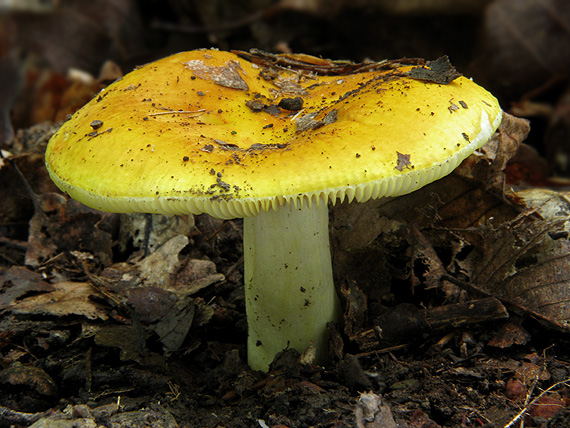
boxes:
[243,201,340,371]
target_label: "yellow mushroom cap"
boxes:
[45,49,502,219]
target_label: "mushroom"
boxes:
[45,49,502,371]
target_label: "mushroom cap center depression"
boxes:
[45,50,502,219]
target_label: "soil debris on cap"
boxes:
[278,97,304,111]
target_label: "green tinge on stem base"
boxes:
[244,202,340,371]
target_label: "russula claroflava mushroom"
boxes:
[45,49,502,371]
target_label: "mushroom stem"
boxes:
[244,201,340,371]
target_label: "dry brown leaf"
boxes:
[334,150,570,333]
[91,324,166,366]
[465,217,570,330]
[26,193,114,267]
[481,357,551,387]
[529,394,568,420]
[487,319,531,348]
[331,168,522,285]
[0,265,54,310]
[0,365,58,398]
[126,286,178,324]
[456,112,530,191]
[9,281,109,320]
[150,296,197,352]
[98,235,224,303]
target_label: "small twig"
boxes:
[206,220,233,242]
[148,109,206,117]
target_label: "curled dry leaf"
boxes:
[330,168,522,295]
[343,165,570,335]
[455,112,530,191]
[134,235,225,295]
[136,235,190,288]
[100,234,224,297]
